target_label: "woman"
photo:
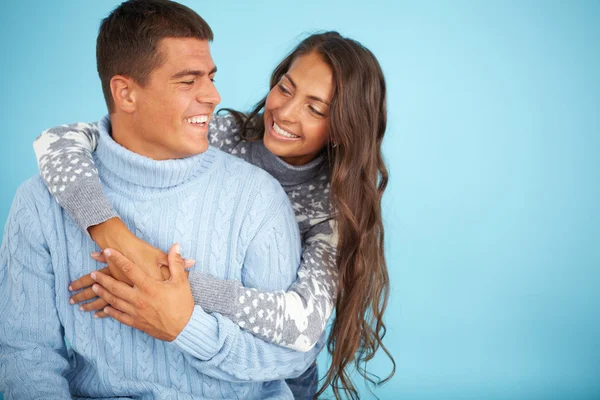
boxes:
[34,31,394,399]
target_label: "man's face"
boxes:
[130,37,221,160]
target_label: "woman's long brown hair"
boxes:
[225,32,395,399]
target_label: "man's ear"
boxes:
[110,75,137,113]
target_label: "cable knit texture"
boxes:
[34,115,339,354]
[1,116,322,399]
[32,114,339,397]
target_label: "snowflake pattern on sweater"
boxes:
[33,114,338,353]
[3,119,320,398]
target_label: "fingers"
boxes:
[79,297,109,312]
[92,284,136,316]
[91,269,136,300]
[184,258,196,268]
[90,251,107,263]
[157,252,169,268]
[69,266,111,291]
[104,249,151,291]
[167,243,186,281]
[104,306,135,328]
[94,310,109,318]
[69,274,95,292]
[70,287,97,305]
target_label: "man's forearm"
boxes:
[171,306,322,382]
[171,197,318,382]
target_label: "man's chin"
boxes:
[181,130,209,154]
[179,141,210,158]
[153,142,208,160]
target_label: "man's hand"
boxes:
[89,244,195,342]
[68,217,194,318]
[68,252,194,318]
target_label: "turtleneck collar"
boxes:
[95,115,217,190]
[250,141,327,187]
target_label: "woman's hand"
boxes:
[69,217,194,317]
[69,253,194,317]
[69,266,112,317]
[89,218,170,284]
[105,233,169,285]
[90,244,194,341]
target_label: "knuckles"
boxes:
[134,298,146,309]
[120,261,134,275]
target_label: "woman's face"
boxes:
[263,51,334,166]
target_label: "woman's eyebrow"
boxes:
[284,74,330,105]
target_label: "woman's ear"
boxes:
[110,75,137,113]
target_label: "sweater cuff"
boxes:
[187,271,237,316]
[172,305,223,360]
[58,179,118,234]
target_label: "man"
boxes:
[0,1,319,398]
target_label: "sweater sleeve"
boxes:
[207,113,245,153]
[33,122,117,231]
[32,115,241,232]
[172,194,322,382]
[0,184,72,398]
[187,217,338,351]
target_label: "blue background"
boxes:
[1,1,599,399]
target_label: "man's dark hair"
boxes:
[97,0,213,112]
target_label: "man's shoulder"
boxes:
[3,176,56,243]
[217,150,287,199]
[17,175,51,196]
[13,175,55,213]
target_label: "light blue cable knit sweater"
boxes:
[0,116,323,399]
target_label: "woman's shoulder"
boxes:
[208,111,252,152]
[285,168,335,233]
[210,111,242,134]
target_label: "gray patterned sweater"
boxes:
[33,114,338,352]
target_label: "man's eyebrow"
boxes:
[283,73,330,106]
[171,66,218,80]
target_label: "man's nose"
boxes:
[196,80,221,106]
